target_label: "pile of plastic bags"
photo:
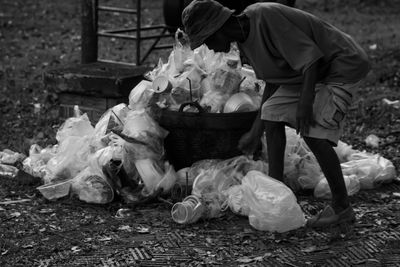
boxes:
[173,156,306,232]
[261,127,397,199]
[23,105,178,204]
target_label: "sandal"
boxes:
[306,205,355,228]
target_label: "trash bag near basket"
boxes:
[155,104,258,169]
[241,171,306,233]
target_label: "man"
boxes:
[182,0,370,228]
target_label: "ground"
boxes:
[0,0,400,266]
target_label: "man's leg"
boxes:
[303,136,349,213]
[265,120,286,181]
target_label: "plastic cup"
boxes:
[152,76,172,93]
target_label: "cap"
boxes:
[182,0,234,50]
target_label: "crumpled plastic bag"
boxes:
[341,152,396,189]
[333,140,357,163]
[225,185,250,216]
[199,90,230,113]
[45,136,91,184]
[70,147,116,204]
[122,109,168,140]
[56,112,94,144]
[22,144,57,179]
[134,159,178,196]
[314,174,360,199]
[241,170,306,233]
[93,104,129,139]
[0,149,26,165]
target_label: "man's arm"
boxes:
[296,61,319,135]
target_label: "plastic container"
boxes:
[37,180,71,200]
[223,92,257,113]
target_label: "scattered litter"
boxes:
[10,211,21,218]
[0,164,19,179]
[115,208,134,219]
[0,199,31,205]
[368,43,377,50]
[135,225,150,233]
[365,134,380,148]
[0,149,25,165]
[382,98,400,109]
[71,246,81,253]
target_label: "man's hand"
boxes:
[296,102,315,135]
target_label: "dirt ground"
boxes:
[1,0,400,266]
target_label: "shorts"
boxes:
[261,82,360,145]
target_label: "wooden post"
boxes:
[81,0,98,63]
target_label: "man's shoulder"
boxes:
[245,2,292,17]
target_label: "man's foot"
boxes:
[306,205,355,228]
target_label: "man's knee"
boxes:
[264,120,285,131]
[303,136,332,151]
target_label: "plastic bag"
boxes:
[0,149,25,165]
[199,90,230,113]
[154,162,178,195]
[314,174,360,199]
[0,163,19,178]
[122,109,168,140]
[333,141,357,163]
[22,144,57,179]
[241,170,306,232]
[71,167,114,204]
[56,112,94,144]
[225,185,250,216]
[134,158,164,195]
[93,104,129,139]
[128,80,154,110]
[70,148,115,204]
[45,136,91,183]
[341,153,396,189]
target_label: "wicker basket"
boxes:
[155,102,258,170]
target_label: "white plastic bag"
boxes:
[45,136,91,183]
[241,170,306,233]
[225,185,250,216]
[154,162,178,194]
[314,174,360,199]
[128,80,154,110]
[22,144,57,179]
[70,148,115,204]
[122,109,168,140]
[341,153,396,189]
[333,141,357,163]
[56,113,94,144]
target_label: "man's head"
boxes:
[181,0,234,51]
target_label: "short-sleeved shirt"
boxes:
[238,3,370,85]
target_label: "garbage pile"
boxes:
[0,33,397,233]
[143,30,264,113]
